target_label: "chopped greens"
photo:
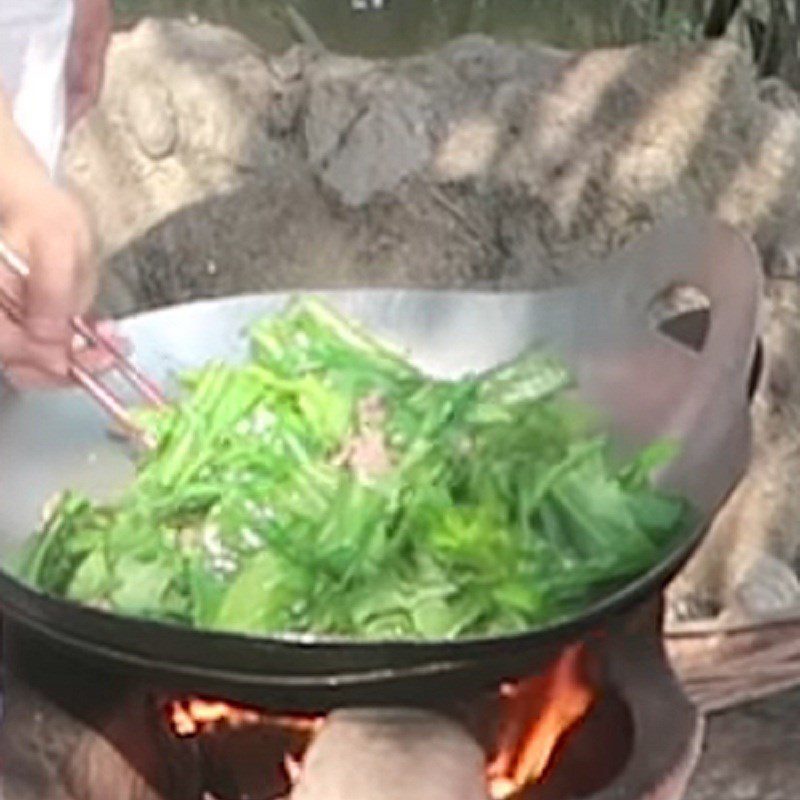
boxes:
[15,297,692,639]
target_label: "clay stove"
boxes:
[0,597,700,800]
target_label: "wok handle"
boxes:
[565,216,762,512]
[647,218,762,403]
[624,216,763,508]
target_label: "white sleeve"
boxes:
[0,1,74,177]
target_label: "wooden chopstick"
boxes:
[0,237,164,447]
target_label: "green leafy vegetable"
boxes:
[15,297,693,639]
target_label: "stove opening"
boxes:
[163,642,631,800]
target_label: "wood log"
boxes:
[666,614,800,712]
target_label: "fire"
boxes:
[169,697,321,738]
[284,753,303,783]
[166,644,594,800]
[488,643,595,799]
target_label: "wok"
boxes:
[0,217,761,709]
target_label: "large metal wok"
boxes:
[0,217,761,709]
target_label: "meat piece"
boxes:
[332,394,394,481]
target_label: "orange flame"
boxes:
[284,753,303,784]
[169,698,321,738]
[487,643,594,799]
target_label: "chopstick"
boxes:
[0,238,165,447]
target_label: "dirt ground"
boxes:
[687,688,800,800]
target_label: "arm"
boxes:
[66,0,113,131]
[0,85,97,386]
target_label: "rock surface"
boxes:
[291,708,488,800]
[687,688,800,800]
[63,18,800,624]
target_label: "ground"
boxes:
[687,688,800,800]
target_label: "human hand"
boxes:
[65,0,113,131]
[0,177,113,388]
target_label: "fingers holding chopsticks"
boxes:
[0,181,117,388]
